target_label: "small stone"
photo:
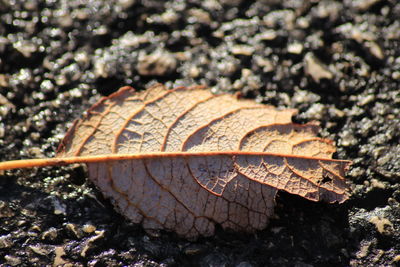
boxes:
[217,61,237,76]
[184,244,206,255]
[392,71,400,80]
[27,147,43,158]
[65,223,82,238]
[29,244,50,256]
[80,230,105,257]
[231,45,254,56]
[0,93,16,111]
[0,234,12,248]
[53,246,69,267]
[117,0,136,10]
[351,0,382,11]
[13,40,37,58]
[160,9,179,25]
[4,255,21,266]
[359,117,373,136]
[241,68,252,79]
[369,216,394,235]
[0,74,9,87]
[339,130,358,147]
[94,58,113,79]
[335,23,372,43]
[287,43,303,54]
[373,250,385,263]
[303,103,325,120]
[254,56,274,72]
[40,80,55,93]
[377,153,392,166]
[0,124,6,139]
[356,241,372,259]
[56,10,73,28]
[364,41,384,60]
[82,224,96,234]
[74,50,90,67]
[393,255,400,263]
[297,17,310,28]
[188,8,212,25]
[263,10,295,30]
[292,89,321,104]
[256,30,277,41]
[49,196,67,216]
[348,167,365,178]
[41,227,58,241]
[357,94,375,107]
[372,146,387,159]
[137,50,177,76]
[304,52,333,82]
[370,179,386,190]
[189,66,200,78]
[0,201,15,218]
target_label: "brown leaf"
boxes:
[0,84,351,239]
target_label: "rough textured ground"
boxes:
[0,0,399,266]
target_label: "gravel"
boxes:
[0,0,399,266]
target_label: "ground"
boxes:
[0,1,399,266]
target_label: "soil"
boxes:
[0,0,399,266]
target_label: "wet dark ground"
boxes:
[0,0,399,266]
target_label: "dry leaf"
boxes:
[0,84,351,239]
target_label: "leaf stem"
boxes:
[0,152,352,171]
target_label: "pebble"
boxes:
[357,119,372,139]
[292,89,320,104]
[137,50,177,76]
[231,45,254,56]
[287,42,303,54]
[48,196,67,216]
[304,52,333,82]
[0,93,15,117]
[65,223,82,239]
[303,103,325,120]
[263,10,295,30]
[253,56,273,73]
[0,234,13,248]
[256,30,277,41]
[189,66,200,78]
[356,240,372,259]
[53,246,69,266]
[41,227,58,242]
[351,0,382,11]
[369,216,394,235]
[364,41,384,60]
[4,255,22,266]
[0,74,9,87]
[12,40,37,58]
[183,244,207,255]
[393,255,400,264]
[339,130,358,147]
[370,179,386,190]
[117,0,136,10]
[188,8,212,25]
[82,224,96,234]
[29,244,50,256]
[80,230,105,257]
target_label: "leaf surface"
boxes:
[1,84,351,239]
